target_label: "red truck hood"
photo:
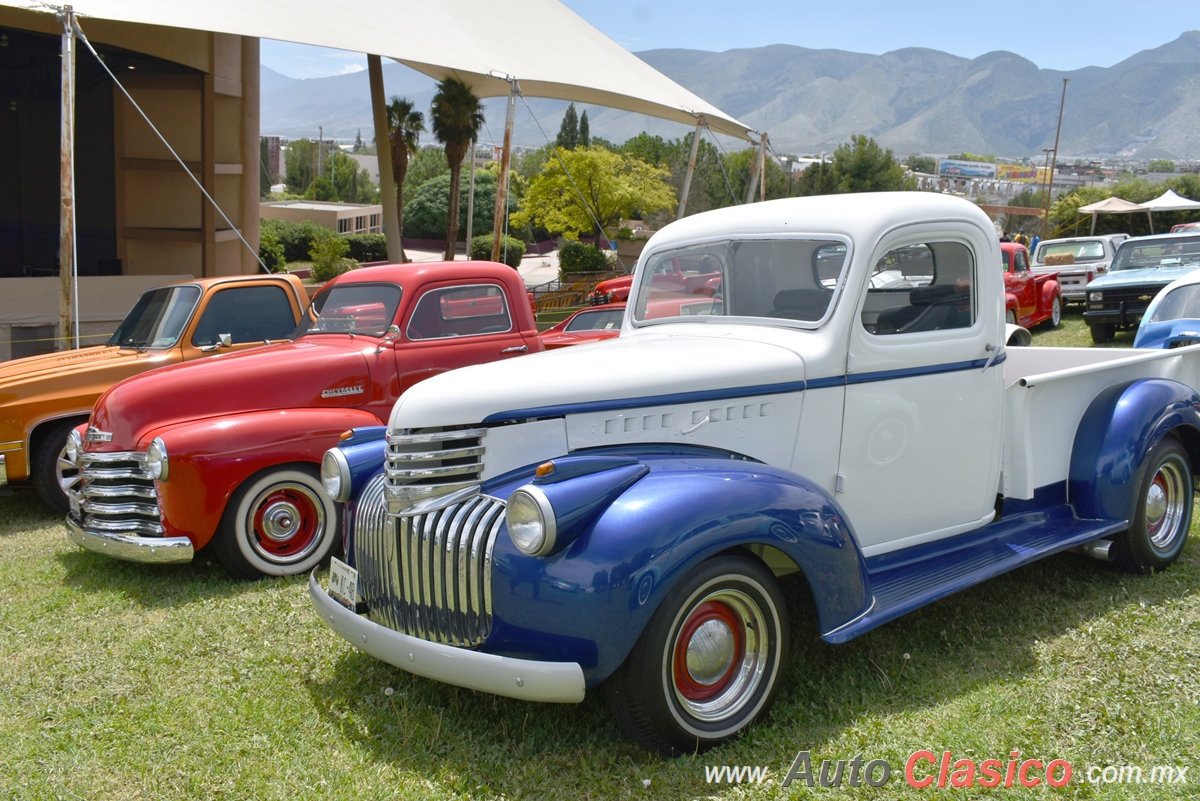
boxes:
[89,339,373,449]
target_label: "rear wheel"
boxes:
[1005,309,1018,326]
[1112,435,1193,574]
[215,465,340,579]
[1048,295,1062,328]
[1090,323,1116,344]
[605,555,789,755]
[31,419,83,514]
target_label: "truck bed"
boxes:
[1001,344,1200,499]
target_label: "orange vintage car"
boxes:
[0,273,307,512]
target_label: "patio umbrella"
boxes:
[1078,196,1147,235]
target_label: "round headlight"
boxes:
[321,449,350,503]
[64,428,82,465]
[506,486,556,556]
[145,436,169,481]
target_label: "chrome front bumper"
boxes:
[309,572,586,704]
[65,515,195,564]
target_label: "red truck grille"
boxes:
[75,451,163,536]
[354,472,503,647]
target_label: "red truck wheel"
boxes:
[605,555,789,755]
[215,465,340,579]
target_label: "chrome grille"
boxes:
[1092,286,1160,311]
[77,451,163,535]
[355,479,505,647]
[385,426,486,516]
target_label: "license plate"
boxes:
[328,557,358,610]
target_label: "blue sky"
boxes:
[260,0,1199,78]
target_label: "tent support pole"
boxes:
[675,115,704,220]
[59,5,77,350]
[465,138,476,256]
[744,133,763,204]
[759,132,769,202]
[492,80,518,263]
[1091,212,1097,235]
[368,54,404,262]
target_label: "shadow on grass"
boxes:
[301,542,1198,794]
[0,486,61,535]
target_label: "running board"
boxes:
[824,506,1127,644]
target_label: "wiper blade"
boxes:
[119,338,147,352]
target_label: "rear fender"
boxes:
[151,408,383,547]
[488,456,872,684]
[1069,378,1200,523]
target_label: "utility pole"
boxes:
[1041,78,1069,239]
[58,5,78,350]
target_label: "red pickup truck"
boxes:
[1002,242,1062,328]
[65,262,542,579]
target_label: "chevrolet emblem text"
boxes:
[321,386,364,398]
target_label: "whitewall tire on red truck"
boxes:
[215,465,340,579]
[605,555,789,755]
[1112,435,1193,574]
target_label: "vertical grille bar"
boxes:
[357,491,506,648]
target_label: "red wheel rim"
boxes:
[672,601,744,701]
[249,483,323,561]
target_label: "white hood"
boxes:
[390,330,806,430]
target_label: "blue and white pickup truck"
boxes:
[311,193,1200,755]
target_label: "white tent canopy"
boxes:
[1,0,753,139]
[1078,196,1147,235]
[1139,189,1200,212]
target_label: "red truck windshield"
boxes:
[295,284,403,338]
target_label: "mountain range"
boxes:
[260,31,1200,159]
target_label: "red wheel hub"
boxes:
[251,487,319,558]
[673,601,744,701]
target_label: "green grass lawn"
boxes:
[2,309,1198,800]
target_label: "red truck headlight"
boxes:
[146,437,169,482]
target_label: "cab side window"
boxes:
[191,285,296,346]
[1014,250,1029,272]
[407,284,513,340]
[861,242,976,336]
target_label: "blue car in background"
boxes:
[1083,232,1200,343]
[1133,270,1200,349]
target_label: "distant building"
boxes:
[348,154,379,184]
[261,200,383,235]
[262,135,284,182]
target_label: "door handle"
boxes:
[501,345,529,353]
[982,342,1005,371]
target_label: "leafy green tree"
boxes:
[353,130,363,152]
[512,146,676,248]
[1148,159,1176,173]
[1004,188,1046,236]
[386,96,425,259]
[403,147,450,207]
[579,111,590,148]
[404,171,514,242]
[620,132,674,168]
[723,147,793,202]
[556,103,579,150]
[829,135,916,193]
[284,139,315,196]
[793,159,840,196]
[430,77,485,259]
[947,152,995,163]
[904,154,937,174]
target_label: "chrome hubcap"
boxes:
[261,501,302,542]
[1146,459,1187,551]
[56,443,80,494]
[686,619,736,686]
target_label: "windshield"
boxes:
[294,283,402,337]
[632,238,849,325]
[565,307,624,332]
[107,285,202,349]
[1150,283,1200,323]
[1037,240,1105,263]
[1111,236,1200,272]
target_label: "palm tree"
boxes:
[430,77,484,260]
[386,96,425,262]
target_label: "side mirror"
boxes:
[218,333,232,347]
[374,324,401,354]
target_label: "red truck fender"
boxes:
[151,407,383,554]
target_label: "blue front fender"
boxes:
[485,453,872,686]
[1069,378,1200,523]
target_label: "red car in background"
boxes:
[587,257,721,305]
[1002,242,1062,328]
[541,303,625,349]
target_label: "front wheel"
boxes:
[214,465,340,580]
[32,419,83,514]
[1090,323,1116,344]
[1112,435,1193,574]
[1005,309,1018,326]
[605,555,789,755]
